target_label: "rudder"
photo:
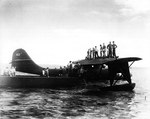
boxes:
[11,48,43,75]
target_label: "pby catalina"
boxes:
[0,48,141,90]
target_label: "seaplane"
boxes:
[0,48,141,91]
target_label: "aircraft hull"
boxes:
[0,76,135,91]
[0,76,81,89]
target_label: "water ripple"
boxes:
[0,68,150,118]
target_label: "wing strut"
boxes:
[108,62,132,86]
[129,61,135,68]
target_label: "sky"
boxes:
[0,0,150,67]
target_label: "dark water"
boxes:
[0,68,150,119]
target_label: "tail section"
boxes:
[11,48,43,75]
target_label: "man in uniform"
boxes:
[92,47,95,59]
[107,42,113,58]
[100,44,103,57]
[46,67,49,77]
[87,49,90,59]
[102,43,106,58]
[89,48,92,59]
[94,46,99,58]
[67,61,73,76]
[112,41,117,58]
[42,68,46,76]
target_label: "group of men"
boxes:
[3,66,16,77]
[42,67,50,77]
[87,41,117,59]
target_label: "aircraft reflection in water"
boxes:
[0,48,141,90]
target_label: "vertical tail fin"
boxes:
[11,48,43,75]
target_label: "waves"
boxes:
[0,68,150,118]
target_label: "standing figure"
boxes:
[89,48,92,59]
[42,68,46,76]
[67,61,73,76]
[46,67,49,77]
[107,42,113,58]
[100,44,103,58]
[90,48,93,59]
[11,66,16,76]
[102,43,106,58]
[87,49,90,59]
[112,41,117,58]
[5,67,9,76]
[92,47,95,59]
[94,46,99,58]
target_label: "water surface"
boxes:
[0,68,150,119]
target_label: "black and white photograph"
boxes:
[0,0,150,118]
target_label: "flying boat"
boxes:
[0,48,142,91]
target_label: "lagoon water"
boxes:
[0,67,150,119]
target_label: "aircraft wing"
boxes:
[74,57,142,66]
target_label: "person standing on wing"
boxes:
[92,47,95,59]
[112,41,117,58]
[107,41,113,58]
[102,43,106,58]
[94,46,99,58]
[100,44,103,58]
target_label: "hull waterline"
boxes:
[0,76,81,89]
[0,76,135,91]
